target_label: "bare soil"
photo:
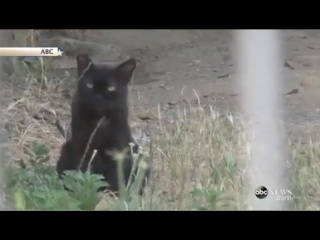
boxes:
[89,30,320,143]
[3,29,320,156]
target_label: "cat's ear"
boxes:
[76,54,93,77]
[114,58,137,85]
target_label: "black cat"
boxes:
[56,54,149,195]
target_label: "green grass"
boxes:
[5,142,151,210]
[291,141,320,210]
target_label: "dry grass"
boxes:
[2,30,320,210]
[3,73,245,210]
[4,69,70,163]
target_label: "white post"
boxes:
[236,30,288,210]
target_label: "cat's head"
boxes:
[76,54,136,116]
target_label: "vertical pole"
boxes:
[237,30,288,210]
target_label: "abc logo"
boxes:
[255,186,268,199]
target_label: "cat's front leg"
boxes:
[56,137,93,176]
[56,140,77,178]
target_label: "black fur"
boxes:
[56,54,149,195]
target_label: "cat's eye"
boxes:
[108,86,116,92]
[86,82,93,88]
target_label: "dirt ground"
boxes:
[88,29,320,143]
[3,29,320,151]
